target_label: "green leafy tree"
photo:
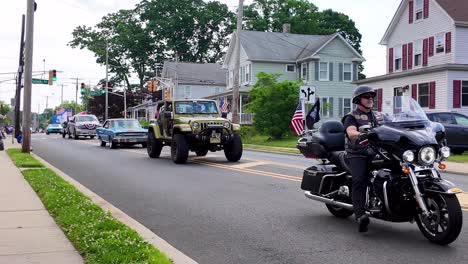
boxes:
[244,0,365,78]
[0,101,12,124]
[246,73,300,139]
[53,101,83,115]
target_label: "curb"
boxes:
[244,145,468,176]
[31,153,198,264]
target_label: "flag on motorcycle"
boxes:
[306,98,321,129]
[290,101,304,136]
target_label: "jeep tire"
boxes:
[171,134,189,164]
[195,149,209,157]
[224,134,242,162]
[147,131,162,158]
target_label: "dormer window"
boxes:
[394,45,402,71]
[435,33,445,54]
[415,0,423,21]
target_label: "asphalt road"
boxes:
[31,134,468,264]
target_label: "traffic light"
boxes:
[80,83,85,94]
[101,84,106,94]
[147,80,153,92]
[52,70,57,81]
[164,88,171,100]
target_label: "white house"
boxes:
[356,0,468,115]
[212,26,365,122]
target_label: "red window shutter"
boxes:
[429,36,434,57]
[408,42,413,69]
[446,32,452,53]
[377,88,383,112]
[453,80,461,108]
[423,38,428,66]
[402,44,408,70]
[429,81,436,109]
[412,84,418,100]
[389,48,394,73]
[409,0,414,23]
[424,0,429,18]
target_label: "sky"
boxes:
[0,0,402,114]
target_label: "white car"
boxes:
[65,114,101,139]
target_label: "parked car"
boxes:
[96,118,147,149]
[427,112,468,154]
[64,114,101,139]
[46,123,63,135]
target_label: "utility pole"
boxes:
[75,78,78,114]
[123,84,127,119]
[22,0,35,153]
[14,14,26,140]
[60,84,64,105]
[105,41,109,120]
[231,0,244,124]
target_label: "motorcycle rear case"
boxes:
[301,164,341,194]
[297,137,328,159]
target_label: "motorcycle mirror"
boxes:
[359,125,371,133]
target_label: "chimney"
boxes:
[282,23,291,33]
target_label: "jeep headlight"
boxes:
[223,122,230,129]
[419,147,436,165]
[192,122,199,129]
[402,150,415,163]
[440,146,450,159]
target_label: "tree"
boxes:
[246,73,300,139]
[0,101,12,124]
[53,101,83,115]
[244,0,364,77]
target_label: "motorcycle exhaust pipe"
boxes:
[304,191,354,211]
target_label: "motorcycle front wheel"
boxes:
[415,193,463,245]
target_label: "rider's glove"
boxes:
[357,132,368,144]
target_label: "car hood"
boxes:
[176,116,228,124]
[113,128,146,133]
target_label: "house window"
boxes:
[184,86,191,98]
[394,87,404,96]
[414,39,422,67]
[435,33,445,54]
[319,62,328,81]
[321,97,333,117]
[343,63,352,81]
[415,0,423,21]
[462,81,468,107]
[240,67,245,83]
[286,64,295,72]
[394,45,402,71]
[418,83,429,108]
[342,98,351,115]
[301,63,308,80]
[246,64,251,83]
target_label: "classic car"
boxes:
[46,123,63,135]
[96,118,147,149]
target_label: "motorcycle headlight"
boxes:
[223,122,231,129]
[402,150,415,163]
[440,146,451,159]
[192,122,199,129]
[419,147,436,165]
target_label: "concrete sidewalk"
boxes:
[0,139,83,263]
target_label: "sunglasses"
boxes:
[361,94,375,100]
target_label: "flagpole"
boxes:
[301,99,307,132]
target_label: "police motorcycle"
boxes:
[298,96,463,245]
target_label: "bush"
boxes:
[139,120,149,129]
[240,125,258,139]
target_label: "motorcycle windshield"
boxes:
[380,96,429,123]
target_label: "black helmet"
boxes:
[352,85,376,104]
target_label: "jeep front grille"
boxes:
[200,121,224,130]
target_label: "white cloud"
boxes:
[0,0,400,113]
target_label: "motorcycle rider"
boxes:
[342,86,380,233]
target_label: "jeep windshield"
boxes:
[76,116,98,122]
[175,101,219,114]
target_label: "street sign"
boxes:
[32,78,49,84]
[300,86,316,103]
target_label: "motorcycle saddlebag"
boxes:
[301,164,338,194]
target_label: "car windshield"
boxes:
[76,116,98,122]
[380,96,429,123]
[113,120,141,129]
[175,101,219,114]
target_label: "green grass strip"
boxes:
[6,148,44,168]
[243,144,300,154]
[21,168,172,264]
[448,153,468,163]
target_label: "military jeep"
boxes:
[147,99,243,164]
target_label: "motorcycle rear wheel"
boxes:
[326,204,354,218]
[415,194,463,245]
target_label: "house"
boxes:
[161,61,226,99]
[355,0,468,115]
[209,26,365,122]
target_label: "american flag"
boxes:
[290,101,304,136]
[220,98,229,112]
[56,108,65,114]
